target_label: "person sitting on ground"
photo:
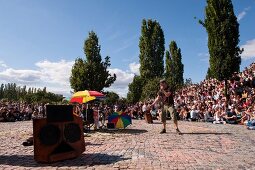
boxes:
[204,107,214,123]
[223,106,238,124]
[32,109,39,119]
[150,105,157,119]
[179,106,189,120]
[236,107,249,125]
[246,111,255,130]
[190,105,199,121]
[213,107,226,124]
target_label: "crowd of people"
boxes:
[175,62,255,129]
[0,101,46,122]
[133,62,255,130]
[119,63,255,130]
[1,63,255,130]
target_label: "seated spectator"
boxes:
[223,106,237,124]
[246,115,255,130]
[150,105,158,119]
[32,109,39,119]
[13,107,21,121]
[198,106,205,121]
[238,107,251,125]
[190,105,199,121]
[213,107,226,124]
[204,108,214,122]
[179,106,189,120]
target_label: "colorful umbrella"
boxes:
[108,111,132,129]
[70,90,105,104]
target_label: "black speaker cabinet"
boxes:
[107,122,115,129]
[33,105,85,163]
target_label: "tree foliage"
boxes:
[127,75,144,104]
[0,83,63,103]
[70,31,116,92]
[127,19,165,103]
[104,91,119,105]
[165,41,184,89]
[139,19,165,81]
[200,0,242,80]
[141,77,161,101]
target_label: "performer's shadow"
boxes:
[179,132,232,135]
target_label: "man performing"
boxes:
[151,79,181,134]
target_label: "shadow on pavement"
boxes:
[97,128,148,134]
[180,132,232,135]
[0,153,129,167]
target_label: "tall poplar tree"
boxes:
[70,31,116,92]
[139,19,165,81]
[165,41,184,89]
[200,0,242,80]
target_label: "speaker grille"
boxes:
[39,124,60,146]
[64,123,81,143]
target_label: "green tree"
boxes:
[70,31,116,92]
[0,83,63,103]
[165,51,174,83]
[19,85,27,101]
[104,91,119,105]
[141,77,161,101]
[165,41,184,89]
[184,78,193,87]
[199,0,242,80]
[127,75,144,103]
[166,41,184,89]
[69,58,86,91]
[0,84,4,99]
[139,19,165,81]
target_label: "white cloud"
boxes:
[0,59,136,98]
[237,11,246,21]
[129,62,140,75]
[107,68,135,97]
[113,34,138,53]
[0,60,74,97]
[105,86,129,98]
[0,61,7,68]
[241,39,255,60]
[198,53,209,63]
[0,68,42,84]
[107,31,123,41]
[35,60,74,86]
[237,7,250,21]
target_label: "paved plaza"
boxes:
[0,119,255,170]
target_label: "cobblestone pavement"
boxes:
[0,119,255,170]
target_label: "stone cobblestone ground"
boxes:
[0,119,255,170]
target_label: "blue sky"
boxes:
[0,0,255,97]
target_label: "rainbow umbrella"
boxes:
[108,111,132,129]
[70,90,105,104]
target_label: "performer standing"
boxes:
[151,79,181,134]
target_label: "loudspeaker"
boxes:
[107,122,115,129]
[33,105,85,163]
[46,105,74,122]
